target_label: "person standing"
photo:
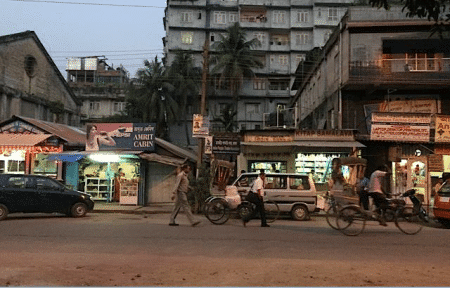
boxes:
[113,168,125,202]
[169,164,201,227]
[357,173,370,210]
[368,165,391,226]
[243,169,270,227]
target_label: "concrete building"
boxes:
[66,56,129,127]
[163,0,355,143]
[291,6,450,206]
[0,31,81,126]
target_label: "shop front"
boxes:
[239,130,365,191]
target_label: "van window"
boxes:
[36,178,60,189]
[237,175,257,188]
[265,176,287,189]
[289,175,310,190]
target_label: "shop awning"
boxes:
[46,151,89,162]
[0,134,52,146]
[241,141,365,148]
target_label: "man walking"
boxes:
[243,169,270,227]
[368,165,391,226]
[169,164,201,227]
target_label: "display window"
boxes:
[33,154,57,176]
[0,150,26,174]
[295,152,348,183]
[248,161,287,173]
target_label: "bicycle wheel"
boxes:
[325,204,340,230]
[264,200,280,223]
[395,207,423,235]
[336,206,366,236]
[238,201,254,222]
[204,198,230,225]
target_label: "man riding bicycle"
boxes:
[367,165,391,226]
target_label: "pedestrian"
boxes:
[357,173,370,210]
[368,165,391,226]
[169,164,201,227]
[243,169,270,227]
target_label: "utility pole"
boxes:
[197,39,209,175]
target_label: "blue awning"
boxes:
[46,152,88,162]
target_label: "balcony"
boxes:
[263,107,297,129]
[347,58,450,88]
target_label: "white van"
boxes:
[227,173,318,221]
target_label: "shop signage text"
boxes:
[435,115,450,143]
[294,130,354,141]
[370,112,430,142]
[213,136,240,154]
[245,135,293,142]
[192,114,210,138]
[86,123,156,151]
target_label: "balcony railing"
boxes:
[348,58,450,85]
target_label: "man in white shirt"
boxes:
[243,170,269,227]
[368,165,391,226]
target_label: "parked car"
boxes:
[0,174,94,220]
[434,178,450,228]
[229,172,318,221]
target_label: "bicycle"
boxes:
[204,195,280,225]
[323,192,342,230]
[336,189,428,236]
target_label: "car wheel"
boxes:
[291,205,309,221]
[71,203,88,218]
[0,204,9,221]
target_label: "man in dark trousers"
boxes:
[243,169,270,227]
[169,164,201,227]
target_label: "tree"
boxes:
[368,0,450,35]
[126,57,178,140]
[211,22,264,130]
[213,103,237,132]
[167,51,201,146]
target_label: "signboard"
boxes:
[435,115,450,143]
[192,114,210,137]
[428,154,444,172]
[212,135,240,154]
[370,112,430,142]
[245,135,293,142]
[204,136,213,154]
[294,130,354,141]
[86,123,155,151]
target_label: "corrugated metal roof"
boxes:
[0,134,52,146]
[13,116,86,146]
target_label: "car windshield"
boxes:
[438,181,450,195]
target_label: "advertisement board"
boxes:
[86,123,156,151]
[192,114,210,137]
[435,115,450,143]
[370,112,430,142]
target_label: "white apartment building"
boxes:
[163,0,355,139]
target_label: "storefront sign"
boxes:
[204,136,213,154]
[212,135,240,154]
[245,135,293,142]
[86,123,155,151]
[435,115,450,143]
[429,154,444,172]
[370,112,431,142]
[294,130,354,141]
[193,114,210,137]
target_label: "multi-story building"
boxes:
[163,0,355,142]
[291,6,450,206]
[66,56,129,127]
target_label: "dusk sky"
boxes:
[1,0,167,78]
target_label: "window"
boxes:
[270,55,275,65]
[296,11,309,23]
[269,79,289,91]
[181,32,194,44]
[89,102,100,111]
[266,176,287,189]
[114,102,126,112]
[24,56,37,77]
[181,11,193,22]
[273,11,286,24]
[295,33,310,45]
[253,32,266,44]
[210,32,215,42]
[229,12,238,23]
[214,11,227,24]
[253,78,266,90]
[289,175,310,190]
[405,53,437,71]
[0,160,4,173]
[328,8,338,21]
[270,35,289,46]
[246,103,260,114]
[36,178,60,189]
[279,55,288,66]
[317,8,322,18]
[7,161,25,173]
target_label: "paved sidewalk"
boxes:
[92,202,173,214]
